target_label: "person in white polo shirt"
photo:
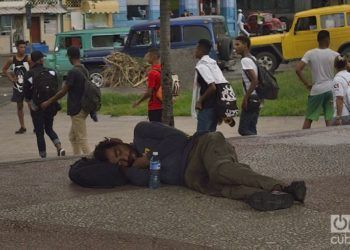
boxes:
[332,55,350,126]
[296,30,339,129]
[191,39,230,132]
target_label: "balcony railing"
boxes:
[63,0,81,8]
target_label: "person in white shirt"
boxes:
[191,39,229,132]
[234,36,260,136]
[332,55,350,126]
[237,9,250,37]
[296,30,339,129]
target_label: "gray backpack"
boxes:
[75,65,101,113]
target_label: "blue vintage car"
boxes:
[123,15,234,64]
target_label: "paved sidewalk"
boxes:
[0,102,326,162]
[0,126,349,249]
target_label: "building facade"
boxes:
[62,0,119,31]
[0,0,66,53]
[113,0,237,36]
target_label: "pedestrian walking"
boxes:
[2,40,30,134]
[23,51,65,158]
[133,48,162,122]
[237,9,250,37]
[296,30,339,129]
[41,46,91,155]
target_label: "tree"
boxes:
[159,0,174,126]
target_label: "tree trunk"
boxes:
[159,0,174,126]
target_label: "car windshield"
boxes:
[128,30,152,47]
[213,21,228,39]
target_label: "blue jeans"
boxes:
[197,108,218,132]
[238,109,260,136]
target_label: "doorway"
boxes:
[30,16,41,43]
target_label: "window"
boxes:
[213,22,228,39]
[58,36,82,49]
[183,26,211,43]
[129,30,152,47]
[44,15,57,34]
[321,13,345,28]
[0,16,12,36]
[92,35,125,48]
[155,26,182,44]
[295,16,317,31]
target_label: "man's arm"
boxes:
[40,84,69,110]
[335,96,343,125]
[295,61,312,91]
[2,57,16,82]
[242,69,258,110]
[133,88,152,108]
[196,83,216,110]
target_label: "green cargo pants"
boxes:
[185,132,285,200]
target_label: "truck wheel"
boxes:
[218,37,233,61]
[256,52,278,72]
[89,68,104,88]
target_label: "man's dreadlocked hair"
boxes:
[93,138,124,161]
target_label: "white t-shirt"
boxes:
[237,13,244,24]
[195,55,228,85]
[241,56,258,95]
[301,48,339,96]
[332,70,350,117]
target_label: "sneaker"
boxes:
[247,191,294,211]
[57,148,66,157]
[15,127,26,134]
[283,181,307,203]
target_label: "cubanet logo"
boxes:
[330,215,350,246]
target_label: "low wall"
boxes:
[169,47,197,90]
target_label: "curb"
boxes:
[0,155,84,167]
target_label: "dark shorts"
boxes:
[11,88,24,103]
[148,109,162,122]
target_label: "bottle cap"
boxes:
[152,152,158,156]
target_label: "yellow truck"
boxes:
[250,5,350,71]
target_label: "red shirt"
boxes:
[147,64,162,110]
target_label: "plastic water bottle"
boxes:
[149,152,161,189]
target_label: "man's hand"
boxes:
[132,154,149,169]
[195,100,203,110]
[40,101,50,110]
[304,84,312,91]
[242,95,248,111]
[132,101,139,108]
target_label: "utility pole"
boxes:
[159,0,174,126]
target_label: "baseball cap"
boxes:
[31,50,46,62]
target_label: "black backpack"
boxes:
[75,66,101,113]
[69,157,128,188]
[248,57,279,100]
[32,67,58,105]
[215,82,239,118]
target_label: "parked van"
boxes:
[123,16,235,69]
[250,5,350,71]
[44,27,129,80]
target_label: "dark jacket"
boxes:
[126,121,191,186]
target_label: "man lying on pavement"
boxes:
[69,121,306,211]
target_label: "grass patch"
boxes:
[61,69,311,116]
